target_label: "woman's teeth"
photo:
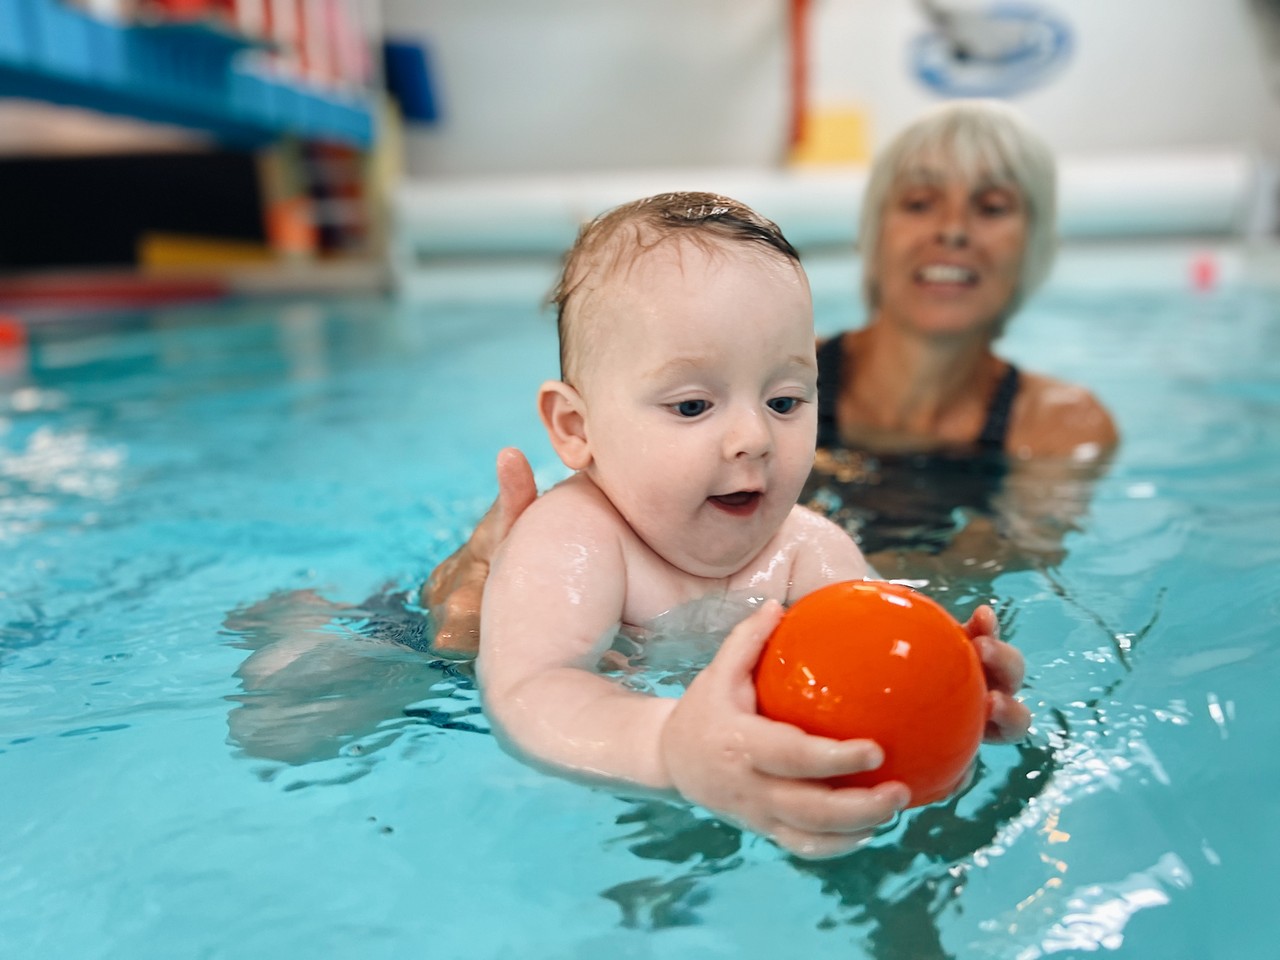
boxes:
[918,264,977,284]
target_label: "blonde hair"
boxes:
[859,100,1057,326]
[551,191,800,386]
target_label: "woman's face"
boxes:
[873,167,1029,339]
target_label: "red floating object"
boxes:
[1189,252,1218,292]
[0,314,26,350]
[754,580,987,807]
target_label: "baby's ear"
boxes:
[538,380,591,470]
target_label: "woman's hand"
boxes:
[660,601,910,860]
[963,605,1032,743]
[423,448,537,655]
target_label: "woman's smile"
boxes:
[915,262,979,287]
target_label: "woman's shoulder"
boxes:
[1008,368,1119,458]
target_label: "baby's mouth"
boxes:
[708,491,763,515]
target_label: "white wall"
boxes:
[813,0,1280,157]
[383,0,1280,179]
[383,0,790,176]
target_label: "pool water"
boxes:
[3,261,1279,959]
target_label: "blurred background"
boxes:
[1,0,1279,315]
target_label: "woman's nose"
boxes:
[936,199,970,248]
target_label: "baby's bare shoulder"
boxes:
[771,505,871,587]
[783,503,852,539]
[727,507,861,574]
[520,474,617,524]
[499,475,625,561]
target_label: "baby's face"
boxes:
[576,238,817,578]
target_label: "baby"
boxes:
[479,192,1025,859]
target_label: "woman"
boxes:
[802,99,1117,581]
[426,100,1118,650]
[823,100,1114,458]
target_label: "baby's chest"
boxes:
[617,548,797,628]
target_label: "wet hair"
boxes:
[550,191,800,385]
[858,100,1057,325]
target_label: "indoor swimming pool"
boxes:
[2,249,1278,959]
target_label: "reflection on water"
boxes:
[602,802,747,929]
[803,447,1111,591]
[978,852,1192,959]
[224,588,484,771]
[599,736,1059,958]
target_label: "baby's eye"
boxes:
[767,396,803,415]
[673,399,709,418]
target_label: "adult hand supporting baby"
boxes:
[424,448,537,654]
[962,605,1032,744]
[661,600,911,861]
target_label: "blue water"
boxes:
[2,266,1279,959]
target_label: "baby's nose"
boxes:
[725,407,772,459]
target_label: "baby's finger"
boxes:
[765,778,909,835]
[705,600,785,679]
[973,634,1026,694]
[768,822,879,861]
[984,691,1032,743]
[964,604,999,641]
[742,717,885,780]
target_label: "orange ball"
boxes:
[754,580,987,807]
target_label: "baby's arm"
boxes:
[479,487,909,858]
[479,485,678,788]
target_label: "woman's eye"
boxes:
[767,397,802,415]
[900,194,932,213]
[674,399,709,417]
[977,192,1018,216]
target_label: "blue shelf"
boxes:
[0,0,375,149]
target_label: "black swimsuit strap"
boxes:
[815,331,1022,452]
[975,363,1021,451]
[815,334,845,448]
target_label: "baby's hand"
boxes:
[659,601,910,860]
[963,605,1032,744]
